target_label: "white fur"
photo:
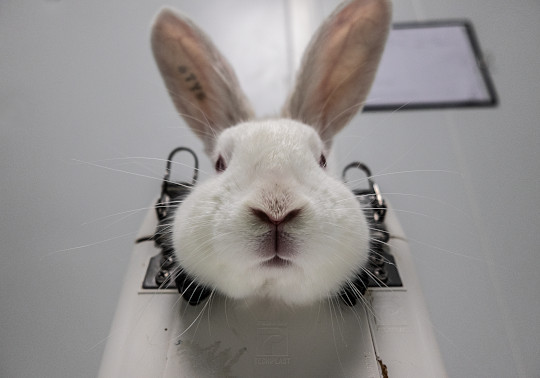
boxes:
[173,120,369,305]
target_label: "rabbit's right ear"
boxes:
[152,8,254,154]
[283,0,391,147]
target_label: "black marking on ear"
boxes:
[177,65,206,101]
[190,82,202,92]
[184,73,197,82]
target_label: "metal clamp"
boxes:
[156,147,198,221]
[342,162,386,223]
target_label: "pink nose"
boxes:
[250,207,302,226]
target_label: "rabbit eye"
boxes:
[215,155,227,172]
[319,153,327,169]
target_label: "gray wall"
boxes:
[1,0,538,377]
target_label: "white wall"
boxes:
[1,0,538,377]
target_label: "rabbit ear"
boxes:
[283,0,391,146]
[152,8,254,154]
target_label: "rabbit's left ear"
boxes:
[283,0,391,146]
[152,8,254,154]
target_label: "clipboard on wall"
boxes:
[364,20,498,111]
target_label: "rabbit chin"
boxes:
[183,245,368,306]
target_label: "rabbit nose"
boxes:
[250,207,302,226]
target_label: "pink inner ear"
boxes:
[152,8,254,155]
[283,0,392,143]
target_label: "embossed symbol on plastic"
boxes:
[255,322,291,366]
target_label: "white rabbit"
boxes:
[151,0,391,305]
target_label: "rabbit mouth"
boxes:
[261,255,293,268]
[256,229,297,261]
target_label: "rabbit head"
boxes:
[151,0,391,305]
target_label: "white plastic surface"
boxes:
[99,204,446,377]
